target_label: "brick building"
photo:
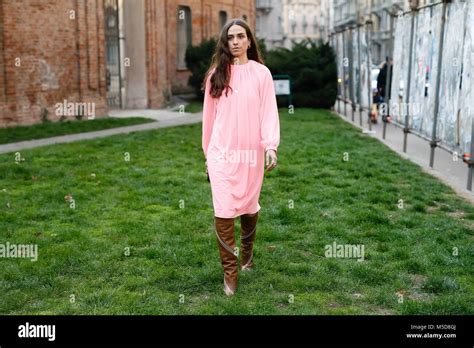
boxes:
[0,0,255,128]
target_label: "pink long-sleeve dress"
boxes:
[202,59,280,218]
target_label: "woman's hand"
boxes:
[265,149,277,172]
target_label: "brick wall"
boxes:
[0,0,107,128]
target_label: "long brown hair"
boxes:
[203,18,264,98]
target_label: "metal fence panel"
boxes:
[391,13,412,124]
[359,26,370,109]
[332,0,473,189]
[409,6,440,139]
[459,0,473,156]
[337,32,344,99]
[437,1,471,154]
[351,27,361,105]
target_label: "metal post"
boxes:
[328,33,337,111]
[429,0,449,167]
[468,118,474,190]
[336,31,341,114]
[357,25,363,126]
[383,9,396,140]
[403,2,418,152]
[342,29,347,117]
[348,27,356,122]
[366,20,373,131]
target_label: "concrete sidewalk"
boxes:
[332,102,473,205]
[0,110,202,155]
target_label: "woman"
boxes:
[202,18,280,296]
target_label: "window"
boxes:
[219,11,227,29]
[177,6,192,69]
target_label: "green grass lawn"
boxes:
[0,117,155,145]
[0,108,473,315]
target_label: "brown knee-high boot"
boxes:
[214,216,238,296]
[240,212,259,271]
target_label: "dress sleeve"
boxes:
[259,68,280,153]
[202,70,217,158]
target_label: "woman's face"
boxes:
[227,24,250,58]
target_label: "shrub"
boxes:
[185,38,217,98]
[266,39,337,108]
[185,37,337,109]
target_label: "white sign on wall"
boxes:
[274,79,290,95]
